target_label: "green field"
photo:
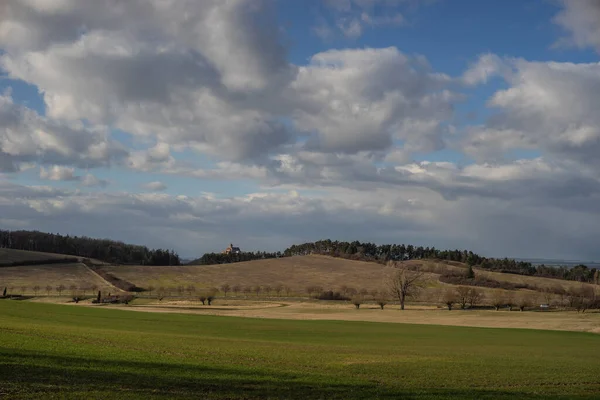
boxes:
[1,301,599,399]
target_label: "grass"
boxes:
[1,301,599,399]
[0,248,73,265]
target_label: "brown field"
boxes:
[69,298,600,334]
[102,255,399,293]
[0,263,121,295]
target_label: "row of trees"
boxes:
[0,229,181,265]
[2,284,104,296]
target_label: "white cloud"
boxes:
[39,165,78,181]
[289,47,456,154]
[553,0,600,53]
[317,0,411,39]
[468,57,600,171]
[0,92,127,172]
[81,173,108,188]
[142,181,167,192]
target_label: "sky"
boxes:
[1,0,600,260]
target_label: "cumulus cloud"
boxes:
[0,0,295,163]
[289,47,456,154]
[461,55,600,173]
[0,92,127,172]
[553,0,600,53]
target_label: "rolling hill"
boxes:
[1,248,596,303]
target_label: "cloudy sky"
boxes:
[1,0,600,260]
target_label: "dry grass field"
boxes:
[99,255,596,304]
[0,263,121,295]
[101,255,399,294]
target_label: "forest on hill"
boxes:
[0,230,180,266]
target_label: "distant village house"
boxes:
[223,243,241,255]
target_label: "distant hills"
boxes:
[515,258,600,268]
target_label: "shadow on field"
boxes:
[0,349,587,400]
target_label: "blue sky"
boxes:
[1,0,600,260]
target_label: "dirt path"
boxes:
[78,300,600,334]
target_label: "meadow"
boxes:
[1,300,599,399]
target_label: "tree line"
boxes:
[187,251,284,265]
[0,229,181,266]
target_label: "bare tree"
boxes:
[376,297,388,310]
[339,285,348,295]
[264,285,272,296]
[148,285,155,296]
[45,285,52,296]
[220,284,231,297]
[56,284,65,296]
[274,284,283,297]
[253,286,262,297]
[442,289,457,311]
[542,287,555,306]
[517,292,533,311]
[21,285,28,295]
[284,286,292,296]
[503,292,514,311]
[359,288,368,297]
[351,297,362,309]
[69,285,77,296]
[467,288,483,308]
[387,263,427,310]
[455,286,470,309]
[243,286,252,296]
[199,295,207,305]
[369,289,379,298]
[32,285,40,296]
[232,284,241,296]
[186,285,196,296]
[491,291,505,311]
[575,285,597,313]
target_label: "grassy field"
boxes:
[1,300,599,399]
[0,248,76,265]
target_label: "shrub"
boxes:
[316,291,350,301]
